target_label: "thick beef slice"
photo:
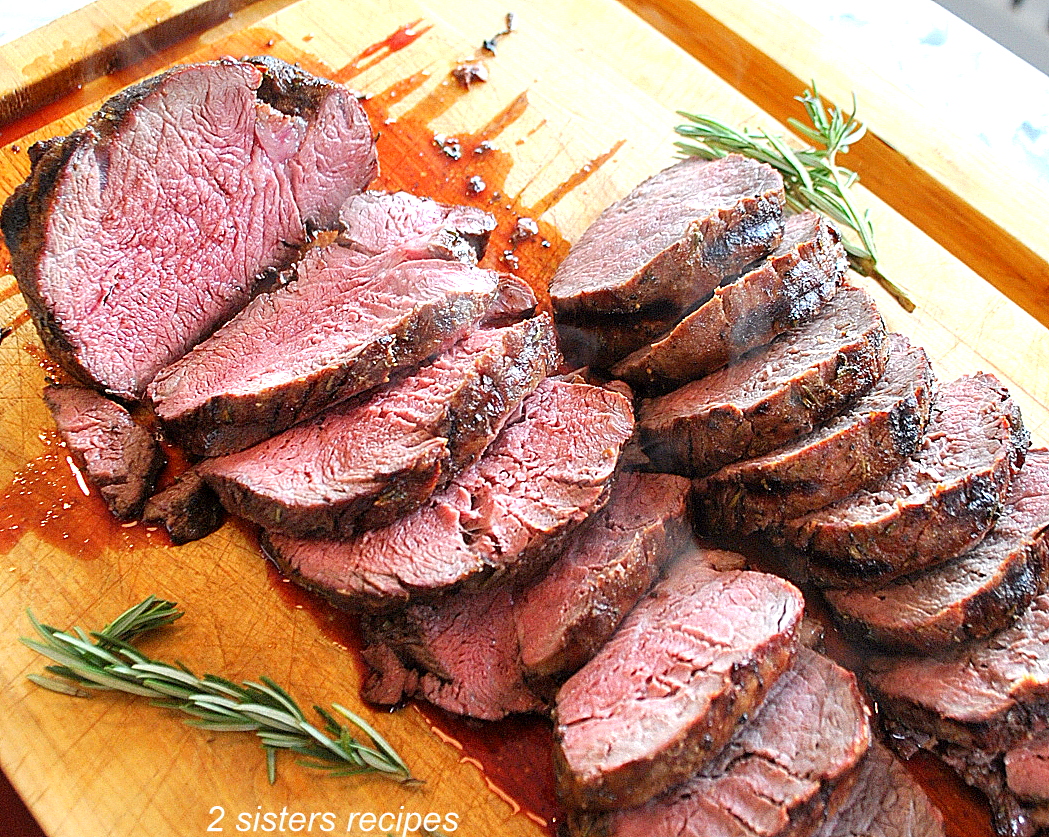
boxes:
[550,155,785,317]
[613,211,847,391]
[142,470,224,545]
[43,385,165,520]
[199,316,559,536]
[554,562,804,811]
[812,743,945,837]
[638,285,887,477]
[785,373,1030,581]
[148,247,501,456]
[515,471,693,686]
[575,649,871,837]
[360,590,544,720]
[263,377,634,611]
[360,472,697,720]
[824,448,1049,652]
[339,190,496,263]
[695,333,934,534]
[1,58,376,399]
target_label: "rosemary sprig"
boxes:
[21,596,414,785]
[675,85,915,312]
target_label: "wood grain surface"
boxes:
[1,0,1047,836]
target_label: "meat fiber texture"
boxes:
[868,588,1049,837]
[824,448,1049,652]
[695,333,934,534]
[1,57,377,400]
[553,561,805,811]
[810,743,945,837]
[148,245,502,456]
[43,384,165,520]
[262,377,635,612]
[786,372,1031,582]
[549,155,785,318]
[357,472,697,719]
[637,285,888,477]
[613,211,847,393]
[198,315,560,537]
[339,190,496,263]
[572,648,871,837]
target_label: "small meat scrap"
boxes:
[43,384,165,521]
[452,61,489,89]
[142,471,224,545]
[511,216,539,244]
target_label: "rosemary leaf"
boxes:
[22,597,414,784]
[676,85,915,312]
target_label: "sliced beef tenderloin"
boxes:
[811,743,945,837]
[198,316,559,536]
[822,448,1049,652]
[360,472,696,719]
[695,333,934,534]
[572,648,871,837]
[553,561,805,811]
[148,247,502,456]
[637,285,888,477]
[360,589,544,720]
[613,211,847,392]
[784,373,1030,582]
[142,470,224,545]
[1002,732,1049,834]
[550,155,785,318]
[262,377,634,612]
[43,384,165,520]
[868,592,1049,837]
[558,312,682,371]
[338,190,497,263]
[514,471,694,689]
[1,58,376,399]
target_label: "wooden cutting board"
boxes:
[1,1,1047,836]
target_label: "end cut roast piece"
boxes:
[695,333,934,534]
[868,590,1049,837]
[553,561,804,811]
[637,285,888,477]
[785,372,1030,582]
[823,448,1049,652]
[550,155,785,318]
[572,648,871,837]
[148,246,502,456]
[338,190,496,264]
[612,210,847,392]
[262,377,634,612]
[43,384,165,520]
[199,315,560,536]
[141,470,224,545]
[1,57,377,399]
[811,743,945,837]
[359,471,695,720]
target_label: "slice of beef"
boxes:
[811,743,945,837]
[514,471,693,688]
[1,57,376,399]
[823,448,1049,652]
[1003,732,1049,834]
[359,472,696,719]
[361,590,544,720]
[553,562,804,811]
[868,591,1049,837]
[338,190,496,263]
[198,315,560,537]
[557,312,682,371]
[784,373,1030,582]
[43,384,165,520]
[573,649,871,837]
[142,470,224,545]
[550,155,785,318]
[612,211,847,392]
[148,247,502,456]
[637,285,888,477]
[695,333,934,534]
[485,272,539,324]
[262,377,634,612]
